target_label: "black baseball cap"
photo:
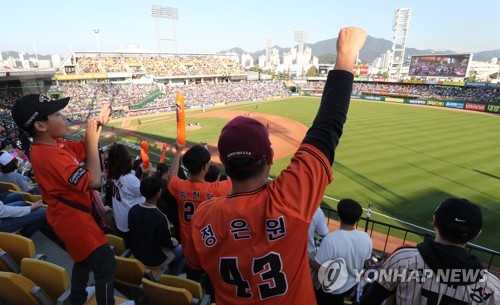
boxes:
[434,198,482,243]
[11,94,70,131]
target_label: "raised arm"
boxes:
[86,104,111,189]
[303,27,367,164]
[167,141,185,180]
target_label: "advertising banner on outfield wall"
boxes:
[445,102,465,109]
[486,105,500,113]
[441,81,465,87]
[357,96,497,115]
[363,96,384,101]
[408,99,427,105]
[403,79,424,84]
[464,82,489,87]
[465,103,486,112]
[385,97,404,103]
[427,101,445,107]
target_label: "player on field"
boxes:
[167,143,232,246]
[184,27,368,305]
[11,95,116,305]
[360,198,499,305]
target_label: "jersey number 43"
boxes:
[219,252,288,300]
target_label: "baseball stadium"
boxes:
[0,6,499,305]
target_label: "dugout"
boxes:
[284,80,300,95]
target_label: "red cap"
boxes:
[218,116,272,172]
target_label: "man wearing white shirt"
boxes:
[311,199,372,305]
[0,194,45,237]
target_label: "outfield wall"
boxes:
[351,94,500,115]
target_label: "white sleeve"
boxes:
[315,234,334,265]
[126,174,143,197]
[0,202,30,218]
[314,208,329,236]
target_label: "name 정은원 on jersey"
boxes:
[266,216,286,241]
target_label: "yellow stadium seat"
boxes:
[105,234,132,257]
[0,271,54,305]
[0,181,22,192]
[141,277,210,305]
[21,192,43,203]
[21,258,69,303]
[159,274,204,300]
[21,258,133,305]
[0,248,19,273]
[0,181,43,202]
[0,232,46,266]
[114,255,164,302]
[115,256,147,289]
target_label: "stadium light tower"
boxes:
[94,29,101,52]
[387,8,411,80]
[266,37,272,67]
[294,30,308,57]
[151,4,179,52]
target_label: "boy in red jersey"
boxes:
[167,144,231,246]
[11,95,115,305]
[184,27,367,305]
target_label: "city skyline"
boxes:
[1,0,499,57]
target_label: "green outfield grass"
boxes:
[96,98,500,252]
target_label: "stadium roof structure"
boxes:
[0,68,57,81]
[283,80,297,87]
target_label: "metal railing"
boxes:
[321,206,499,271]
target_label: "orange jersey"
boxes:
[30,140,107,262]
[167,176,231,245]
[185,144,332,305]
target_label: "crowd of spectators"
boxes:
[0,80,288,120]
[0,91,21,116]
[76,57,101,73]
[67,55,245,77]
[1,80,497,121]
[302,81,499,103]
[151,80,289,110]
[51,83,159,116]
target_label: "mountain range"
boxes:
[222,35,500,64]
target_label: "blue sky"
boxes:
[1,0,498,56]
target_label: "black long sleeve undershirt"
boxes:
[359,281,395,305]
[303,70,354,165]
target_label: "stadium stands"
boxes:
[301,81,498,103]
[64,53,246,77]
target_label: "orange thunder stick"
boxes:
[159,144,168,163]
[176,93,186,144]
[140,140,150,169]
